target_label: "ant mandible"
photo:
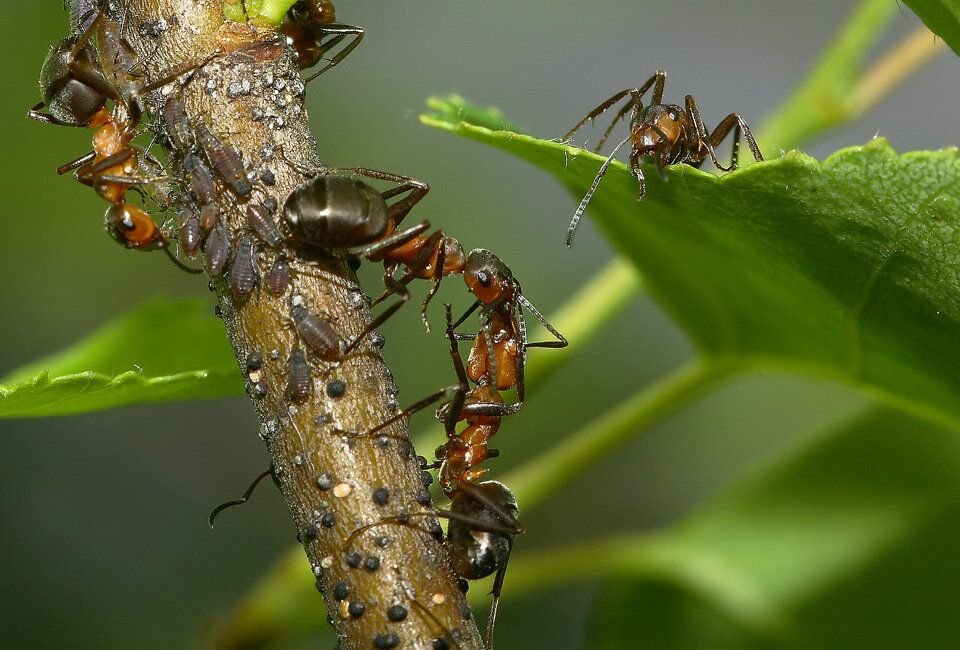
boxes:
[562,69,764,246]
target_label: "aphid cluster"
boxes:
[28,3,211,270]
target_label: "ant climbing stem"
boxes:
[562,69,764,246]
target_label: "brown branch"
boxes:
[112,1,482,647]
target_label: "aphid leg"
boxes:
[330,167,430,226]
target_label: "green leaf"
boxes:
[224,0,296,25]
[422,97,960,429]
[0,298,240,418]
[902,0,960,57]
[585,408,960,648]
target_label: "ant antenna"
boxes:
[566,133,632,248]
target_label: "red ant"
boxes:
[562,69,764,246]
[349,262,566,646]
[28,1,210,270]
[280,0,365,82]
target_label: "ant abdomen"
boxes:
[284,175,389,249]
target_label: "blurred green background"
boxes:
[2,1,958,648]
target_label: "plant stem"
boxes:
[506,359,735,509]
[758,0,898,153]
[848,25,946,111]
[114,2,481,647]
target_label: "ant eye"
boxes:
[476,271,491,287]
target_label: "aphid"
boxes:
[281,0,365,82]
[196,122,252,197]
[177,204,203,257]
[290,295,344,361]
[184,153,216,205]
[562,69,763,246]
[161,96,193,151]
[199,203,220,233]
[229,235,259,299]
[247,203,283,247]
[266,257,291,295]
[286,349,314,403]
[204,221,232,275]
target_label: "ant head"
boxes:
[36,36,108,127]
[284,175,389,249]
[633,103,686,156]
[464,249,515,305]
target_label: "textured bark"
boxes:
[106,1,482,647]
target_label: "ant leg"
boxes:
[517,295,568,350]
[356,384,461,440]
[442,304,471,436]
[58,150,98,175]
[450,299,482,331]
[685,95,763,171]
[65,11,124,105]
[344,511,442,550]
[27,102,72,126]
[419,237,448,330]
[136,50,220,97]
[208,466,275,527]
[628,148,646,196]
[567,133,633,247]
[354,221,431,259]
[409,600,464,650]
[73,148,137,180]
[594,97,635,153]
[485,541,514,650]
[562,88,636,143]
[340,275,410,356]
[330,167,430,226]
[647,69,667,104]
[562,71,663,144]
[513,294,568,405]
[303,24,366,82]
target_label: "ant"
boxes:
[282,167,467,337]
[280,0,365,82]
[29,1,212,270]
[562,69,764,246]
[348,304,542,650]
